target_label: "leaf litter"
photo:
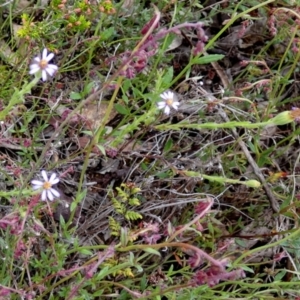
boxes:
[1,0,300,298]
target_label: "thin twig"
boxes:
[204,49,279,212]
[218,108,279,212]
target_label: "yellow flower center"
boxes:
[166,98,173,106]
[39,59,48,70]
[43,181,52,190]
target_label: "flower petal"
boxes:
[41,170,48,182]
[157,101,166,109]
[41,70,48,81]
[166,91,174,99]
[32,185,41,190]
[45,67,57,77]
[164,106,170,115]
[42,48,48,60]
[47,190,54,201]
[41,190,47,201]
[172,102,180,110]
[50,188,60,198]
[29,66,40,74]
[32,57,41,64]
[49,173,59,184]
[161,91,173,101]
[47,64,58,71]
[51,178,59,186]
[31,180,43,187]
[29,62,39,69]
[45,52,54,62]
[160,92,168,100]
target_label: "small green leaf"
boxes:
[115,103,130,115]
[70,201,77,212]
[120,227,129,247]
[101,27,115,40]
[235,238,247,248]
[97,266,110,280]
[78,248,93,255]
[140,273,147,289]
[70,92,82,100]
[135,263,143,273]
[162,67,174,87]
[0,237,7,248]
[59,215,66,226]
[122,94,129,104]
[240,265,254,273]
[96,144,106,156]
[125,210,142,220]
[77,188,87,201]
[167,264,174,276]
[163,138,173,153]
[93,290,104,296]
[84,82,95,94]
[143,247,161,256]
[192,54,224,65]
[82,130,93,136]
[247,141,256,153]
[156,171,171,179]
[274,270,286,281]
[129,251,135,264]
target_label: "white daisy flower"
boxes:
[31,170,60,201]
[29,48,58,81]
[157,91,180,115]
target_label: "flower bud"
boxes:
[244,180,261,188]
[268,111,294,126]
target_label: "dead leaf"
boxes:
[166,35,183,52]
[81,101,117,130]
[0,40,20,66]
